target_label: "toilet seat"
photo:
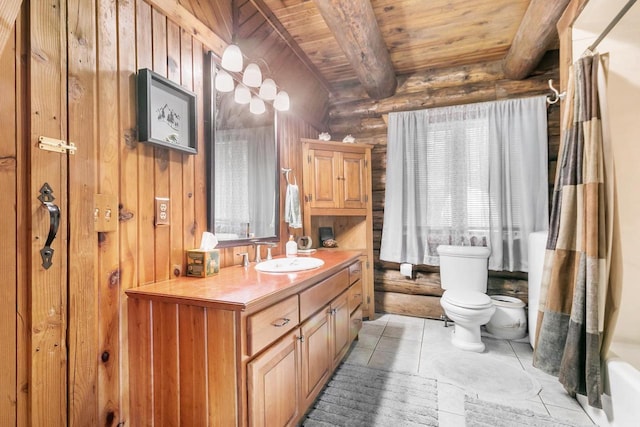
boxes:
[442,290,492,309]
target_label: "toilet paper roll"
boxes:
[400,262,413,278]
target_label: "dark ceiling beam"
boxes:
[249,0,333,94]
[503,0,571,79]
[312,0,397,99]
[0,0,23,54]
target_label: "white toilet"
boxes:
[438,245,495,352]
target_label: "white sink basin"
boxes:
[255,257,325,273]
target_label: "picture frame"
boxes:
[137,68,197,154]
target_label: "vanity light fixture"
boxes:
[273,90,290,112]
[242,63,262,88]
[259,78,277,100]
[234,84,251,104]
[214,69,234,92]
[221,44,243,72]
[214,45,290,114]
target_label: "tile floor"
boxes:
[343,313,597,426]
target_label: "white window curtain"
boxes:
[215,126,276,237]
[380,96,549,271]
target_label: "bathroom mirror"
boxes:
[205,52,280,247]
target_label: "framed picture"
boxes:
[137,68,197,154]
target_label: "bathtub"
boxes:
[577,342,640,427]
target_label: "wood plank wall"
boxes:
[0,10,21,425]
[328,52,561,319]
[0,0,317,425]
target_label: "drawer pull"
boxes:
[272,318,290,327]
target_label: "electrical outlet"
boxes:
[155,197,170,226]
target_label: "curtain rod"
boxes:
[587,0,637,52]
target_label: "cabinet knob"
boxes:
[296,335,305,343]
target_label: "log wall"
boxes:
[0,0,317,425]
[328,52,561,319]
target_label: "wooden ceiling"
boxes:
[260,0,531,87]
[177,0,565,124]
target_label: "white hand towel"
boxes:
[285,183,302,228]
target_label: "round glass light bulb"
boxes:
[214,69,234,92]
[242,63,262,88]
[234,85,251,104]
[273,90,290,111]
[258,78,277,100]
[221,44,243,72]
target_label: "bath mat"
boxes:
[465,396,592,426]
[430,351,541,400]
[302,363,438,426]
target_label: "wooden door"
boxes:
[299,308,331,409]
[340,151,367,209]
[28,2,69,425]
[330,291,351,368]
[248,330,301,427]
[309,149,339,208]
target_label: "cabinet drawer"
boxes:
[299,268,349,321]
[348,261,362,285]
[347,280,363,314]
[350,307,363,342]
[247,295,299,357]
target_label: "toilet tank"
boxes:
[437,245,490,292]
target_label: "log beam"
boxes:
[313,0,396,99]
[503,0,571,79]
[0,0,23,54]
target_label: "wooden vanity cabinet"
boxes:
[248,329,301,427]
[126,252,363,427]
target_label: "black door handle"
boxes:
[38,183,60,270]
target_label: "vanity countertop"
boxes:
[125,250,362,313]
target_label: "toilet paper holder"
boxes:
[400,262,413,279]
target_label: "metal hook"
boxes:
[282,168,296,185]
[547,79,565,104]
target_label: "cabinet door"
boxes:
[299,309,331,409]
[330,291,351,368]
[309,149,339,208]
[248,330,301,427]
[340,152,367,209]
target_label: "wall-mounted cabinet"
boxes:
[301,139,374,319]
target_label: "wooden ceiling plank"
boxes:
[503,0,571,79]
[0,0,23,54]
[312,0,397,99]
[249,0,332,93]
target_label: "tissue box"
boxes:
[186,249,220,277]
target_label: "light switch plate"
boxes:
[155,197,170,226]
[94,193,118,232]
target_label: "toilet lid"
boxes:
[443,290,492,308]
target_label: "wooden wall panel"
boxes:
[116,0,137,421]
[1,0,321,424]
[29,0,68,424]
[68,0,99,424]
[0,14,17,425]
[96,0,121,424]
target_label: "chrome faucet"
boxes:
[254,242,276,263]
[236,252,250,267]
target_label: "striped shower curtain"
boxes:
[533,53,615,409]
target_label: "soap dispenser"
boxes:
[286,235,298,257]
